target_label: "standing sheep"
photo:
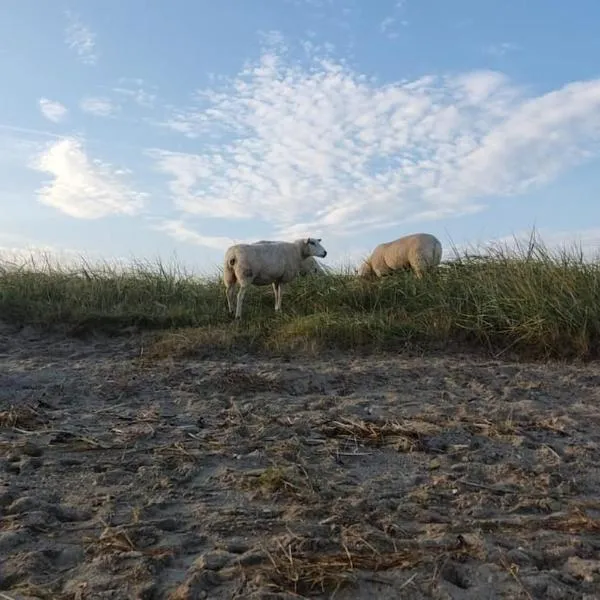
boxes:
[255,241,326,277]
[358,233,442,279]
[223,238,328,319]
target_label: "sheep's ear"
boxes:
[304,237,311,244]
[317,238,322,242]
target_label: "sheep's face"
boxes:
[300,259,321,276]
[358,260,374,278]
[303,238,327,259]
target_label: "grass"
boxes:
[1,234,600,360]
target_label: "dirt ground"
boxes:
[1,324,600,600]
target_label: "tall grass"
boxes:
[1,237,599,360]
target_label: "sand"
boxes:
[1,323,600,599]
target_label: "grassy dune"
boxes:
[0,237,599,360]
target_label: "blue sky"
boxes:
[1,0,600,273]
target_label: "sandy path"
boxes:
[1,325,600,599]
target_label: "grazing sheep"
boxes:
[358,233,442,279]
[255,241,326,277]
[224,238,328,319]
[299,255,326,276]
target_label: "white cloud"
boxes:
[65,11,98,65]
[80,97,119,117]
[379,15,407,39]
[31,138,146,219]
[39,98,68,123]
[151,38,600,246]
[0,123,64,139]
[379,17,396,35]
[379,0,409,39]
[151,219,240,250]
[113,78,157,108]
[485,42,519,58]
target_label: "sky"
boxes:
[1,0,600,273]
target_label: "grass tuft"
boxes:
[1,234,600,360]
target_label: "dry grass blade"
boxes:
[248,534,480,597]
[234,466,317,502]
[454,509,600,534]
[257,548,421,596]
[208,367,284,395]
[546,508,600,533]
[0,405,47,430]
[84,524,137,556]
[153,442,199,459]
[321,417,431,452]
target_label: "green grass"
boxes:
[1,235,600,360]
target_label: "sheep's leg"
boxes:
[273,282,283,312]
[410,259,425,280]
[225,282,237,314]
[235,284,248,319]
[272,283,279,311]
[224,265,238,315]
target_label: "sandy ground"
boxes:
[1,325,600,599]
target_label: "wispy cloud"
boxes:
[379,17,396,37]
[31,138,146,219]
[485,42,519,58]
[0,124,65,139]
[379,1,409,39]
[379,16,408,39]
[39,98,68,123]
[65,11,98,66]
[151,219,239,250]
[113,78,157,108]
[150,37,600,247]
[0,134,47,169]
[80,96,119,117]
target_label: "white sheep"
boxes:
[223,238,328,319]
[254,241,326,277]
[299,255,326,276]
[358,233,443,279]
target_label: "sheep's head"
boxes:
[299,257,322,276]
[299,237,327,259]
[357,260,374,278]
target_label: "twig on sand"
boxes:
[10,427,109,449]
[455,478,514,494]
[336,451,372,457]
[500,554,534,600]
[91,401,130,414]
[398,572,418,590]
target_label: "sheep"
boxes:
[254,241,326,277]
[358,233,442,279]
[299,255,326,276]
[223,238,328,319]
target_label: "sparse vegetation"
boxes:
[2,316,600,598]
[1,233,599,360]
